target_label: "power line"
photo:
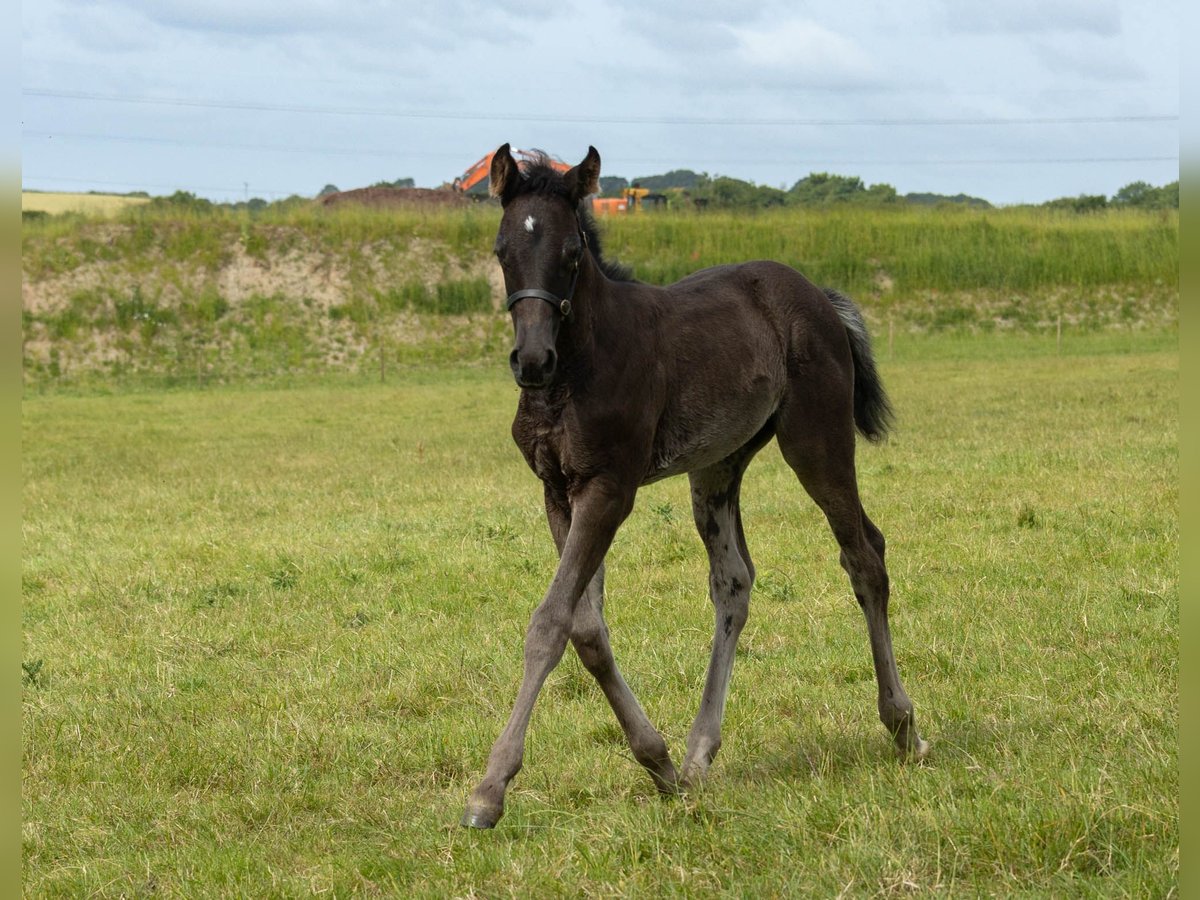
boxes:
[22,87,1179,127]
[23,129,409,160]
[21,174,299,198]
[21,131,1179,169]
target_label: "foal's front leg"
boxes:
[541,486,678,796]
[570,568,679,794]
[461,478,635,829]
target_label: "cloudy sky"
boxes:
[21,0,1179,205]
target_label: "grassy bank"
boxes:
[22,333,1178,895]
[603,205,1178,295]
[21,203,1177,387]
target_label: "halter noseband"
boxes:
[503,216,588,319]
[504,280,576,319]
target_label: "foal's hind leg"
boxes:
[777,419,930,760]
[681,461,755,787]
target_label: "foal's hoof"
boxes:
[460,801,503,829]
[679,764,708,793]
[899,736,931,763]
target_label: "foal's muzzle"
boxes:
[510,345,558,388]
[506,283,573,389]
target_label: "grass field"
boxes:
[22,331,1177,896]
[21,191,150,217]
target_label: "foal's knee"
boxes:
[572,627,613,678]
[524,602,573,665]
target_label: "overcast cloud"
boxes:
[21,0,1179,204]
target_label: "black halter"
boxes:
[503,215,588,319]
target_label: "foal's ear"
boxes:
[489,143,521,205]
[564,146,601,204]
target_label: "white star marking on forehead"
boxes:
[524,215,536,233]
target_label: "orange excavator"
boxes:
[592,185,668,215]
[452,149,571,195]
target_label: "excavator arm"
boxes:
[452,149,571,194]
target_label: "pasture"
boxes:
[21,191,150,218]
[22,331,1177,895]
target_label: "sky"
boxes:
[20,0,1180,206]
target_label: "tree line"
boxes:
[599,169,1178,211]
[88,171,1177,216]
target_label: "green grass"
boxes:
[22,332,1177,896]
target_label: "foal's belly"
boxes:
[642,381,779,484]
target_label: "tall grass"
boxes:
[23,201,1177,297]
[601,205,1178,295]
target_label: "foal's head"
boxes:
[489,144,601,388]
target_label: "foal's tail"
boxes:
[823,288,894,443]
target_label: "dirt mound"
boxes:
[319,186,473,209]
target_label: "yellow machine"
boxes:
[592,185,667,215]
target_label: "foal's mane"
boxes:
[515,152,634,283]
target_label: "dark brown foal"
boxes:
[461,145,928,829]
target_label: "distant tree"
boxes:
[789,172,865,204]
[905,192,992,209]
[317,184,340,197]
[598,175,629,197]
[272,194,312,212]
[864,182,900,204]
[692,175,786,209]
[788,172,901,206]
[1111,181,1154,207]
[369,177,415,189]
[150,190,214,212]
[1111,180,1178,209]
[1043,194,1109,213]
[225,197,269,213]
[633,169,704,191]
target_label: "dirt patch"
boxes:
[319,187,473,210]
[216,245,350,310]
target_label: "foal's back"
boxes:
[621,259,856,484]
